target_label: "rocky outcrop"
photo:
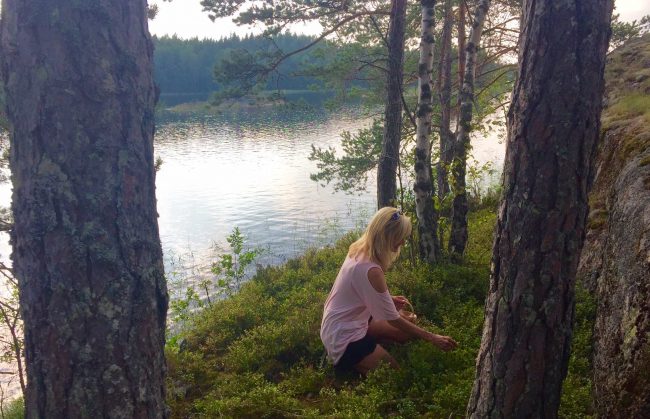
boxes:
[577,34,650,418]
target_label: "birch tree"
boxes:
[449,0,492,259]
[413,0,441,262]
[466,0,613,416]
[0,0,169,416]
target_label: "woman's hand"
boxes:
[392,295,410,311]
[426,333,458,352]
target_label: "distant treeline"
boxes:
[153,33,322,95]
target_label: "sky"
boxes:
[149,0,650,40]
[148,0,321,40]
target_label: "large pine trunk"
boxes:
[448,0,491,260]
[377,0,407,208]
[0,0,169,417]
[466,0,613,417]
[414,0,441,262]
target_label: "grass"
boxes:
[606,94,650,125]
[0,397,24,419]
[165,209,597,418]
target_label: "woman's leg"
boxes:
[354,344,398,375]
[367,319,411,344]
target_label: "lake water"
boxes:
[155,105,379,273]
[0,103,507,275]
[154,104,506,275]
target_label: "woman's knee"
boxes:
[354,344,398,375]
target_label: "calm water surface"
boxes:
[155,106,379,270]
[0,104,507,270]
[154,104,506,272]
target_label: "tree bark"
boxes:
[457,1,467,119]
[414,0,441,263]
[437,0,454,201]
[466,0,613,417]
[377,0,407,208]
[449,0,491,260]
[0,0,169,417]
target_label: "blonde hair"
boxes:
[348,207,412,271]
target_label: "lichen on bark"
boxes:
[1,0,169,417]
[577,34,650,418]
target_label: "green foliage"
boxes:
[559,284,598,418]
[167,208,597,417]
[309,119,383,194]
[211,227,262,297]
[0,397,24,419]
[307,47,514,197]
[168,213,493,417]
[610,11,650,50]
[167,227,261,325]
[153,34,324,100]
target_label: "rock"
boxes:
[577,34,650,418]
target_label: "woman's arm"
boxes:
[387,317,457,351]
[392,295,409,310]
[367,267,457,351]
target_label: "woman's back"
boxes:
[320,255,399,364]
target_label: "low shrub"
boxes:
[167,209,595,418]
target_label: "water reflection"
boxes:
[155,106,378,269]
[0,105,507,271]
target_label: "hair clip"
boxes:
[390,210,402,221]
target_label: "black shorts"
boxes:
[335,333,377,372]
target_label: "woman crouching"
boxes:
[320,207,458,375]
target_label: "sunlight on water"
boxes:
[0,106,507,272]
[154,105,507,273]
[154,106,379,270]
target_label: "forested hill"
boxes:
[153,34,322,95]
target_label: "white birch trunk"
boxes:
[414,0,441,262]
[449,0,491,259]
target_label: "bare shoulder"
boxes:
[367,267,388,293]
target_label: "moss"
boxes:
[587,208,609,230]
[607,94,650,124]
[620,129,650,165]
[587,209,609,231]
[600,35,650,178]
[639,154,650,167]
[587,217,607,231]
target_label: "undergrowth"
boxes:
[166,209,596,418]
